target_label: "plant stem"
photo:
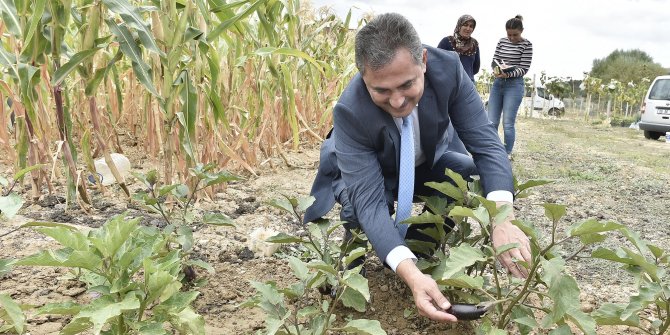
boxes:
[566,245,588,261]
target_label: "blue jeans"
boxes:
[487,77,524,154]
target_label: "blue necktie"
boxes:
[396,116,414,238]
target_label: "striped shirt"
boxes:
[491,38,533,78]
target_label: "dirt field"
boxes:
[1,113,669,334]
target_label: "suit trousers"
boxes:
[337,148,478,256]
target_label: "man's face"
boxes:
[362,48,427,118]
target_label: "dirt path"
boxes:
[1,115,669,334]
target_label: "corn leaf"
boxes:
[106,19,160,97]
[23,0,47,47]
[0,0,21,37]
[102,0,163,56]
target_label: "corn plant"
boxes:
[241,195,386,335]
[1,0,357,207]
[405,170,629,334]
[13,214,205,334]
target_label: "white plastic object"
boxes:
[93,153,131,186]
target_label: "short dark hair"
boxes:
[506,15,524,30]
[355,13,423,75]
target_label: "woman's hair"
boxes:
[505,15,524,30]
[355,13,423,75]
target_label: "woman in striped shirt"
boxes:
[487,15,533,159]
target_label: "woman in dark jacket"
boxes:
[437,14,480,82]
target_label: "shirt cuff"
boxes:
[385,246,417,272]
[486,190,514,204]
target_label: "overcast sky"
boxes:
[310,0,669,81]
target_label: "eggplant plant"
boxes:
[241,195,386,335]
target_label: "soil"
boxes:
[1,115,669,334]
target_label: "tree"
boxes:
[590,49,667,84]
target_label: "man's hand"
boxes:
[396,259,457,322]
[491,208,532,278]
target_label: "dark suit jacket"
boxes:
[305,46,513,262]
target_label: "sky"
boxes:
[309,0,670,81]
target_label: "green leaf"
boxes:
[341,319,387,335]
[425,181,464,202]
[543,274,596,335]
[249,281,284,305]
[72,294,140,334]
[420,195,449,216]
[106,19,160,97]
[340,287,367,312]
[14,164,45,181]
[265,232,304,244]
[566,219,624,237]
[155,291,199,316]
[102,0,163,55]
[515,179,553,194]
[0,193,24,219]
[542,203,566,222]
[266,197,294,214]
[343,272,370,301]
[620,284,661,321]
[90,215,139,259]
[22,0,47,49]
[307,260,338,276]
[52,48,103,86]
[548,324,572,335]
[207,0,266,42]
[0,46,18,79]
[202,213,235,227]
[433,244,486,280]
[579,233,606,245]
[296,196,316,212]
[254,47,325,76]
[36,301,82,315]
[0,0,21,36]
[0,294,25,334]
[343,247,367,267]
[34,226,89,251]
[403,211,445,225]
[591,247,634,265]
[621,247,660,281]
[297,306,319,319]
[287,256,309,281]
[435,272,484,290]
[204,171,241,187]
[172,307,205,335]
[592,303,640,326]
[0,259,14,276]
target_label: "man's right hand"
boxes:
[396,259,457,322]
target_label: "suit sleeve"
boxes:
[332,104,405,262]
[447,67,513,194]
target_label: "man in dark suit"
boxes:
[304,13,531,322]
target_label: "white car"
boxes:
[639,75,670,140]
[523,85,565,117]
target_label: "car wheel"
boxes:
[643,130,662,140]
[548,108,561,117]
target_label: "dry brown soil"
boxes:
[1,115,669,334]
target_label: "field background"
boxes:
[2,109,669,334]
